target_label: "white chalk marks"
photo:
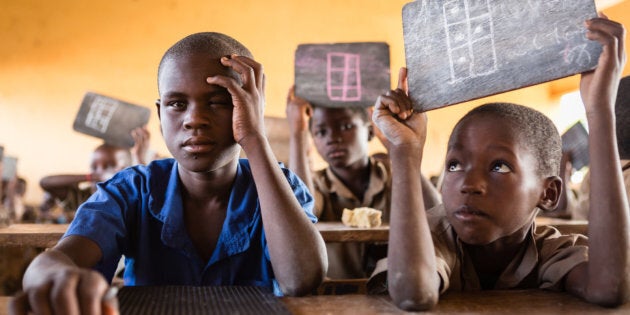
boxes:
[443,0,498,83]
[84,94,119,133]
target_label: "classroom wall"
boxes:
[1,0,629,205]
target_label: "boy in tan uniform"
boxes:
[368,16,628,311]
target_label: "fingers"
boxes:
[8,291,29,315]
[376,89,414,120]
[219,54,264,93]
[585,17,626,64]
[397,67,409,94]
[77,271,111,315]
[28,281,54,315]
[50,270,81,315]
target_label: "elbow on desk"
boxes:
[584,287,629,308]
[278,265,327,297]
[390,288,439,312]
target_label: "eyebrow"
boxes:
[161,89,230,99]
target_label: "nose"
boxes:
[183,103,210,130]
[326,129,343,144]
[460,169,486,195]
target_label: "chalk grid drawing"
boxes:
[443,0,498,83]
[84,95,119,133]
[327,52,362,101]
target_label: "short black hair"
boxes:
[616,76,630,159]
[450,102,562,178]
[157,32,252,85]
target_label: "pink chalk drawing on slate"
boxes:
[326,52,362,101]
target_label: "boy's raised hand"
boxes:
[206,54,266,146]
[285,86,312,133]
[580,14,626,113]
[372,67,427,148]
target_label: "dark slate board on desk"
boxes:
[562,121,589,170]
[72,92,150,148]
[402,0,601,111]
[295,42,391,108]
[117,286,291,315]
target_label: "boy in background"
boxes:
[39,127,152,223]
[286,86,440,279]
[369,16,628,311]
[11,32,327,314]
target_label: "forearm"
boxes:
[241,135,327,296]
[288,129,315,193]
[387,145,439,311]
[585,110,630,304]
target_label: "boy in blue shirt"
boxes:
[369,16,628,311]
[12,32,327,314]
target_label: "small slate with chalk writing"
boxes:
[295,42,391,108]
[562,121,589,170]
[402,0,601,111]
[73,92,150,148]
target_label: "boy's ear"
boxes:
[537,176,562,211]
[367,123,375,141]
[155,99,161,120]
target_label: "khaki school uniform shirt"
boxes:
[312,156,392,279]
[367,204,588,293]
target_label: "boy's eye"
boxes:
[447,161,462,172]
[313,129,326,138]
[166,100,187,109]
[340,123,354,131]
[491,162,512,173]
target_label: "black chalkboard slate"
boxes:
[562,121,589,170]
[295,42,391,108]
[73,92,150,148]
[402,0,601,111]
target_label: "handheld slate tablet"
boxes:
[73,92,151,148]
[2,156,18,180]
[402,0,601,111]
[562,121,590,170]
[295,42,391,108]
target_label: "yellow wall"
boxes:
[1,0,629,204]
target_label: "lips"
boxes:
[327,148,347,159]
[182,137,215,153]
[452,205,489,221]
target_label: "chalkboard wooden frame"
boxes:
[73,92,151,148]
[402,0,601,111]
[295,42,391,108]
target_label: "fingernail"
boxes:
[221,56,229,62]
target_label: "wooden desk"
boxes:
[316,222,389,242]
[0,219,586,250]
[0,224,68,248]
[2,290,628,314]
[282,290,630,314]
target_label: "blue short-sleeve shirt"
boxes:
[64,158,316,293]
